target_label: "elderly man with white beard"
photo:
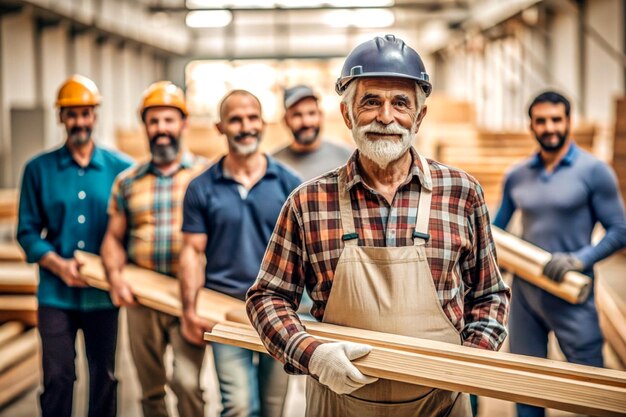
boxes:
[246,35,510,417]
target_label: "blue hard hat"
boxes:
[335,34,432,97]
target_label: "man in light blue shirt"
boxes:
[494,91,626,417]
[17,75,132,417]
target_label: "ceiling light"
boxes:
[186,0,394,8]
[324,9,395,28]
[186,10,233,28]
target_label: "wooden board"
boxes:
[0,295,38,326]
[0,242,25,262]
[0,328,38,373]
[492,227,591,303]
[206,321,626,417]
[0,263,37,293]
[75,250,245,322]
[0,322,24,347]
[596,279,626,365]
[0,352,39,407]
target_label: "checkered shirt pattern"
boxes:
[246,147,510,375]
[108,153,208,276]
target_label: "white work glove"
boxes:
[308,341,378,395]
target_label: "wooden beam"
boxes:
[0,322,24,347]
[0,263,37,293]
[597,279,626,366]
[0,352,39,407]
[75,250,244,322]
[0,328,38,373]
[0,295,38,326]
[492,227,591,303]
[0,241,25,262]
[206,321,626,417]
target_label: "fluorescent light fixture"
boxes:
[186,10,232,28]
[186,0,394,8]
[324,9,394,28]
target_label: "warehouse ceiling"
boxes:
[3,0,551,59]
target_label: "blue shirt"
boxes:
[182,155,301,300]
[17,144,133,310]
[494,143,626,276]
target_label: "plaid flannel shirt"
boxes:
[246,147,510,375]
[108,152,208,276]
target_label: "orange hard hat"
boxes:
[55,75,102,108]
[139,81,188,120]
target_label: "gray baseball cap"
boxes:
[284,85,318,109]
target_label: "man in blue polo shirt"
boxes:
[17,75,132,417]
[494,91,626,417]
[179,89,300,417]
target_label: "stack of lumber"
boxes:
[434,126,595,209]
[613,97,626,210]
[77,250,626,416]
[492,227,591,304]
[0,189,18,223]
[0,321,40,407]
[0,259,37,326]
[207,319,626,417]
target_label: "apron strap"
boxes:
[414,154,432,246]
[338,167,359,247]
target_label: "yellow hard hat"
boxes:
[55,74,102,108]
[139,81,188,120]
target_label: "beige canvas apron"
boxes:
[306,156,471,417]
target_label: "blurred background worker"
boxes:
[101,81,208,417]
[16,75,132,417]
[273,84,353,181]
[493,91,626,417]
[179,90,300,417]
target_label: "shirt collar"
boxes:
[57,144,105,170]
[344,146,432,191]
[211,154,278,182]
[528,142,578,169]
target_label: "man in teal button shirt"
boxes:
[17,75,132,417]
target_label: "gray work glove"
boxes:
[309,341,378,395]
[542,253,583,283]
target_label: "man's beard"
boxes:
[150,134,180,165]
[352,120,415,169]
[229,131,262,156]
[535,130,569,152]
[68,126,92,146]
[293,126,320,145]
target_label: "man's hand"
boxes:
[109,277,137,307]
[181,312,216,346]
[542,253,583,283]
[40,253,87,287]
[309,341,378,395]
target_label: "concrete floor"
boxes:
[1,255,624,417]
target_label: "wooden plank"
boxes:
[0,189,18,220]
[0,328,38,373]
[75,250,244,322]
[0,295,37,311]
[597,279,626,365]
[0,241,25,262]
[0,322,24,347]
[0,352,39,407]
[0,263,37,293]
[492,227,591,303]
[206,322,626,417]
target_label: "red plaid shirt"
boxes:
[246,147,510,374]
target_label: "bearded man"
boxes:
[246,35,511,417]
[493,91,626,417]
[179,89,300,417]
[101,81,209,417]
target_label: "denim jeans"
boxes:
[212,343,289,417]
